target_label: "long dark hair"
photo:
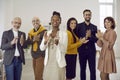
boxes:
[67,17,78,43]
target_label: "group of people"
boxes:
[0,9,117,80]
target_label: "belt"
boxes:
[14,56,20,59]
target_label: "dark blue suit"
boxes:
[75,22,98,80]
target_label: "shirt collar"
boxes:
[34,26,40,32]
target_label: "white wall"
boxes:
[1,0,99,33]
[0,0,5,45]
[0,0,4,27]
[0,0,14,32]
[115,0,120,58]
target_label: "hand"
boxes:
[86,29,91,39]
[33,34,40,42]
[11,37,18,45]
[43,31,50,45]
[83,40,89,44]
[54,38,59,45]
[20,34,24,46]
[96,33,99,39]
[80,37,89,44]
[96,30,103,39]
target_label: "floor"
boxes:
[22,53,120,80]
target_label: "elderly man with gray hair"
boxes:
[1,17,26,80]
[24,17,47,80]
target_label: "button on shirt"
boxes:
[12,29,20,56]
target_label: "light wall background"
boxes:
[0,0,99,31]
[0,0,120,57]
[115,0,120,58]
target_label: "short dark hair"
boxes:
[104,17,116,29]
[52,11,61,21]
[83,9,91,14]
[53,11,60,17]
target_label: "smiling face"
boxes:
[104,19,113,30]
[70,20,77,31]
[83,11,91,22]
[32,17,40,29]
[51,15,61,29]
[12,17,21,31]
[104,17,115,30]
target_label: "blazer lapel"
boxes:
[18,31,21,40]
[9,29,14,40]
[18,31,23,44]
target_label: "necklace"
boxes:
[48,31,59,49]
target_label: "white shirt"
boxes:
[12,29,20,56]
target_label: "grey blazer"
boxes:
[1,29,26,65]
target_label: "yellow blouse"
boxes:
[66,30,83,54]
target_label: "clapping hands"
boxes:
[20,34,24,46]
[11,37,18,45]
[54,37,59,45]
[33,34,40,42]
[43,31,51,45]
[79,37,89,44]
[43,31,59,45]
[86,29,91,39]
[96,30,103,40]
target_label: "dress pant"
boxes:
[65,54,77,79]
[33,56,44,80]
[5,57,22,80]
[79,52,96,80]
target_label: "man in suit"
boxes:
[1,17,26,80]
[75,9,98,80]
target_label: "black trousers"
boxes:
[79,51,96,80]
[65,54,77,79]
